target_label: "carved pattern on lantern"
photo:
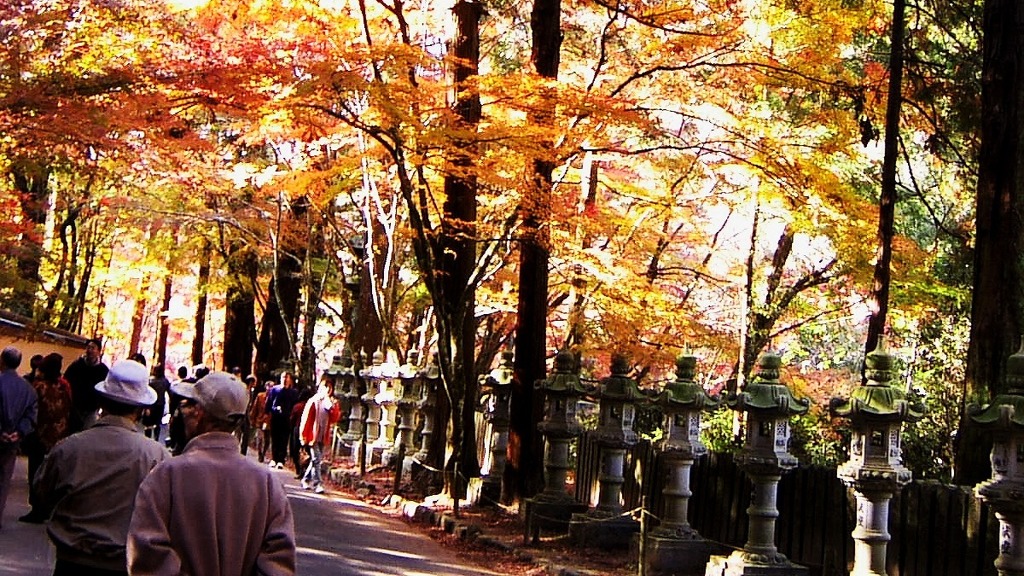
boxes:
[650,354,719,540]
[721,352,810,568]
[970,340,1024,576]
[830,339,925,576]
[480,348,514,492]
[535,349,588,503]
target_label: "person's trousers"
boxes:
[269,414,290,464]
[0,448,16,528]
[256,425,269,462]
[302,442,324,486]
[22,433,45,509]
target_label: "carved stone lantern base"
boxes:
[521,496,588,544]
[640,533,729,576]
[568,510,640,549]
[705,550,808,576]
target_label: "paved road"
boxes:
[1,454,495,575]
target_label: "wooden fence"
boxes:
[574,433,1000,575]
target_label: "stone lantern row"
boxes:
[324,348,441,471]
[525,345,928,576]
[322,339,1024,576]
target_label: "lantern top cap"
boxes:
[727,352,810,416]
[659,355,720,410]
[597,353,644,401]
[970,339,1024,428]
[537,349,588,396]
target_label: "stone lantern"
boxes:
[360,349,383,465]
[392,350,422,470]
[479,348,514,504]
[413,353,441,464]
[570,352,646,548]
[970,342,1024,576]
[645,354,721,576]
[374,350,401,463]
[831,340,924,576]
[706,352,810,576]
[524,349,589,543]
[324,352,350,457]
[340,352,363,451]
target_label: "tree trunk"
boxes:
[156,275,173,375]
[865,0,905,358]
[958,0,1024,484]
[8,163,50,318]
[223,242,258,375]
[441,0,483,502]
[510,0,562,502]
[191,241,212,366]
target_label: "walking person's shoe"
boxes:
[276,462,284,469]
[314,484,325,494]
[301,479,310,490]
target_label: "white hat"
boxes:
[172,371,248,421]
[95,360,158,406]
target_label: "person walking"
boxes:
[33,359,169,575]
[143,364,168,442]
[299,378,340,493]
[249,380,273,463]
[265,371,298,470]
[19,352,71,524]
[64,338,109,433]
[127,371,296,576]
[0,346,38,530]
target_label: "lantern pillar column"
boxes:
[644,354,722,575]
[970,341,1024,576]
[705,353,810,576]
[569,353,644,549]
[523,350,588,543]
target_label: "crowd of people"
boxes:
[0,338,349,576]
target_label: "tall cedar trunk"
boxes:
[957,0,1024,484]
[299,227,328,389]
[156,275,172,375]
[510,0,561,501]
[865,0,905,358]
[255,199,305,382]
[9,163,50,318]
[442,1,483,500]
[255,256,302,381]
[350,231,384,362]
[128,279,148,356]
[191,241,212,366]
[223,243,258,375]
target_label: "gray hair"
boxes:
[1,346,23,370]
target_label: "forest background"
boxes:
[1,0,1019,499]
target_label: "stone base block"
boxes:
[705,552,808,576]
[479,477,502,506]
[568,511,641,549]
[638,534,730,576]
[522,498,589,544]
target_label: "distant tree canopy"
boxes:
[0,0,1009,491]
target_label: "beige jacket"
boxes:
[34,414,169,571]
[127,431,296,576]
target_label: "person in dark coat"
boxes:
[19,352,71,524]
[265,371,299,470]
[144,365,169,442]
[64,338,109,433]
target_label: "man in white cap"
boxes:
[34,359,169,575]
[128,371,296,576]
